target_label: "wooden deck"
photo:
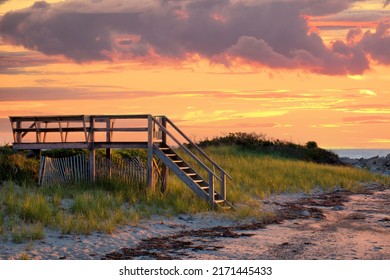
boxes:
[9,114,233,209]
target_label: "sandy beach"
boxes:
[1,183,389,260]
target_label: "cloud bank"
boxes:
[0,0,389,75]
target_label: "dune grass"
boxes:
[0,145,389,242]
[201,146,389,201]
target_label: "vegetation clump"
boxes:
[0,136,389,243]
[0,145,39,184]
[194,132,343,165]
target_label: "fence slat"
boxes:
[40,154,148,187]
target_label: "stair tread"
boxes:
[155,142,233,210]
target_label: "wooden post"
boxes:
[147,115,155,190]
[16,121,22,143]
[38,156,46,186]
[220,171,226,201]
[208,172,215,208]
[161,116,168,192]
[106,118,112,179]
[89,116,96,182]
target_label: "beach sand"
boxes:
[1,184,389,260]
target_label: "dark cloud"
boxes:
[384,0,390,8]
[298,0,364,16]
[0,0,387,75]
[359,21,390,64]
[0,0,8,5]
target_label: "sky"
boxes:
[0,0,389,148]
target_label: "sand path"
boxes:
[1,185,389,260]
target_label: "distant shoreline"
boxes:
[331,149,390,159]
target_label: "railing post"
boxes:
[89,116,96,182]
[161,116,167,144]
[208,172,214,208]
[220,171,226,201]
[161,116,168,192]
[106,118,112,179]
[147,115,155,190]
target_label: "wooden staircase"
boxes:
[151,116,233,210]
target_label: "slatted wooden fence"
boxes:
[39,154,146,186]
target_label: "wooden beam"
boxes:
[93,127,148,132]
[89,116,95,182]
[106,119,112,179]
[16,121,22,143]
[10,115,87,122]
[147,115,155,190]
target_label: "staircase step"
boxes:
[153,143,233,210]
[193,180,204,183]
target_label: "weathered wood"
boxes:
[89,116,95,182]
[10,114,232,209]
[147,116,155,190]
[38,156,46,186]
[208,172,215,208]
[16,121,22,143]
[220,171,226,201]
[94,127,148,132]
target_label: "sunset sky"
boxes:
[0,0,389,148]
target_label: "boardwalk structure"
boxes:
[9,114,232,209]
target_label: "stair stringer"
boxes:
[153,145,210,202]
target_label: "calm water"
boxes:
[330,149,390,159]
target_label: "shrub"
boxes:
[194,132,343,165]
[0,145,39,184]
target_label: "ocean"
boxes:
[330,149,390,159]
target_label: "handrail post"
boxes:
[106,117,112,179]
[161,116,168,192]
[208,172,214,208]
[89,116,96,182]
[147,115,155,190]
[220,171,226,200]
[161,116,167,145]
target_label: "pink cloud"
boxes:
[0,0,388,75]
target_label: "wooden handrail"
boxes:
[163,116,232,180]
[151,116,221,182]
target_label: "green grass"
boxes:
[201,146,389,203]
[11,223,45,244]
[0,145,389,242]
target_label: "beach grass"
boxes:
[0,145,389,241]
[11,223,45,244]
[207,146,387,197]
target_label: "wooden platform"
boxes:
[9,114,233,209]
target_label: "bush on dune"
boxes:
[193,132,343,165]
[0,145,39,184]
